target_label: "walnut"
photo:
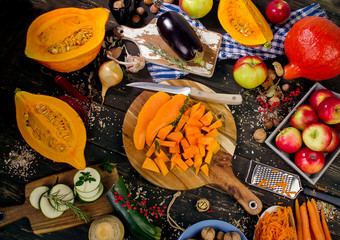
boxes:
[201,227,215,240]
[196,198,210,212]
[254,129,267,143]
[263,119,273,130]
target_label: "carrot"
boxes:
[134,91,171,149]
[307,200,325,240]
[311,198,325,237]
[320,208,332,240]
[295,200,303,240]
[300,202,312,240]
[145,94,186,146]
[254,206,296,240]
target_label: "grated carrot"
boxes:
[254,206,296,240]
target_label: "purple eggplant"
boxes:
[156,11,205,67]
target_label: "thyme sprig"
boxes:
[144,42,188,70]
[46,191,91,223]
[100,158,117,174]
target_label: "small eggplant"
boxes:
[156,11,205,66]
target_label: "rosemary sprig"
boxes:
[144,42,188,70]
[46,191,91,223]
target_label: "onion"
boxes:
[98,61,123,106]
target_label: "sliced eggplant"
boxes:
[157,11,205,66]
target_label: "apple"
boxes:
[309,89,334,110]
[317,96,340,125]
[179,0,213,19]
[275,127,302,153]
[233,56,267,89]
[295,147,325,174]
[324,126,340,153]
[290,104,318,131]
[302,123,332,152]
[266,0,291,25]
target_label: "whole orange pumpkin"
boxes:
[283,16,340,81]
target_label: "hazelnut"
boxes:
[273,117,283,127]
[150,3,160,13]
[113,0,125,9]
[132,14,140,23]
[282,84,290,92]
[263,119,273,129]
[144,0,152,5]
[163,0,174,3]
[136,7,145,15]
[254,128,267,143]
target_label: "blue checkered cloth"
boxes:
[147,3,327,82]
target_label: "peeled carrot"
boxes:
[307,200,325,240]
[320,208,332,240]
[295,200,303,240]
[300,202,312,240]
[311,198,325,237]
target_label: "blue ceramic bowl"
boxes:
[178,220,248,240]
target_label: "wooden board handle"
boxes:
[209,151,263,215]
[0,203,29,228]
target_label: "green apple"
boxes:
[233,56,268,89]
[179,0,213,19]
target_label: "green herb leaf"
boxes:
[100,158,116,174]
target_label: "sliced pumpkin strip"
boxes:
[200,111,213,126]
[200,164,209,177]
[209,119,222,130]
[154,157,169,176]
[157,125,174,140]
[166,131,183,144]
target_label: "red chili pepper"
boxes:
[59,95,88,123]
[55,75,89,103]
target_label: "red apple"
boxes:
[233,56,267,89]
[309,89,334,110]
[324,126,340,153]
[295,147,325,174]
[290,104,318,130]
[275,127,302,153]
[266,0,291,25]
[179,0,213,19]
[317,96,340,125]
[302,123,332,151]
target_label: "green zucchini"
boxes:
[106,178,162,240]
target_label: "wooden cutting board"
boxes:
[122,80,263,215]
[0,165,118,234]
[114,18,222,78]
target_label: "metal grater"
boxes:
[245,160,303,199]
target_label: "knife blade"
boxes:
[303,186,340,207]
[126,82,242,105]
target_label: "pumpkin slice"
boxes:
[14,90,86,170]
[25,7,109,72]
[217,0,273,47]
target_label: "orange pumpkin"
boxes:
[15,90,87,170]
[217,0,273,47]
[25,7,109,72]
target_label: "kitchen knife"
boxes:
[126,82,242,105]
[303,186,340,207]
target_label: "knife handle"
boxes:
[304,186,340,207]
[190,88,243,105]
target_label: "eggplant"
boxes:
[156,11,205,67]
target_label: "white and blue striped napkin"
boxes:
[147,3,327,82]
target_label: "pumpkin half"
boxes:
[217,0,273,47]
[15,90,87,170]
[25,7,109,72]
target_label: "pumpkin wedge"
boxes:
[14,90,87,170]
[25,7,109,72]
[217,0,273,47]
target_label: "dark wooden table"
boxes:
[0,0,339,239]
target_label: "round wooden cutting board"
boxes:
[122,79,262,215]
